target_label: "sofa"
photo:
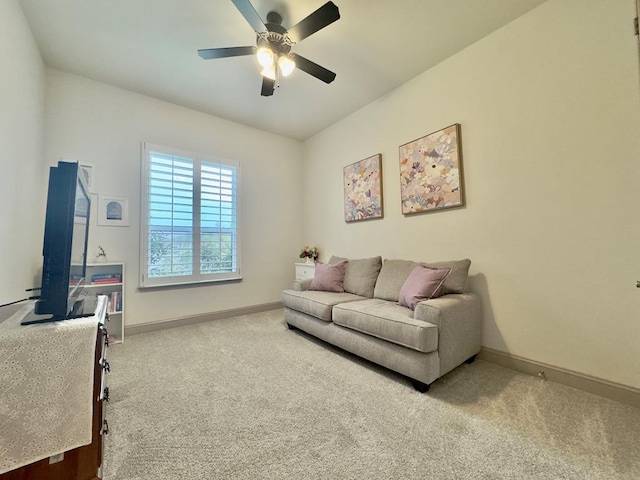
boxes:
[281,256,482,392]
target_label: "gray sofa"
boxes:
[281,256,482,391]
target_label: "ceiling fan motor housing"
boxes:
[258,11,292,55]
[265,11,285,32]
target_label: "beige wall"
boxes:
[302,0,640,389]
[44,70,303,326]
[5,0,639,389]
[0,0,46,304]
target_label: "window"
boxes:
[140,143,240,287]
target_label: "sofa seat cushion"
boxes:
[281,290,366,322]
[332,299,438,353]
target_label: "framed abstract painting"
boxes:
[343,154,383,222]
[399,123,465,215]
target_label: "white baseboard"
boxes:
[479,347,640,409]
[124,301,283,337]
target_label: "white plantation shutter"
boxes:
[148,152,194,278]
[200,162,238,274]
[140,143,241,287]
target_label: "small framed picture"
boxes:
[98,195,129,227]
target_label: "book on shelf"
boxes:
[91,278,121,285]
[90,273,122,282]
[107,291,122,313]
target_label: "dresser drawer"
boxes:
[295,263,316,280]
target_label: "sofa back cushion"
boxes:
[374,258,471,300]
[424,259,471,294]
[373,259,417,301]
[329,256,382,298]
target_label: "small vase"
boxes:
[305,257,314,264]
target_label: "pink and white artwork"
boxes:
[399,124,464,215]
[343,154,383,222]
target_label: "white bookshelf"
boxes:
[85,262,125,344]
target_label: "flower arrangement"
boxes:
[299,245,319,262]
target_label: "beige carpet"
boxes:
[103,309,640,479]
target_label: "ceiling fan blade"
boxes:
[230,0,266,33]
[198,46,256,60]
[261,77,275,96]
[291,54,336,84]
[286,1,340,43]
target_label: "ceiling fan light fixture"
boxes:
[278,55,296,77]
[256,46,274,68]
[198,1,341,96]
[260,64,276,80]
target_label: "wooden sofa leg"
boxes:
[411,379,431,393]
[465,354,477,364]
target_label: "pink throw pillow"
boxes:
[309,261,348,293]
[398,265,451,310]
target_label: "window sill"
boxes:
[139,276,242,289]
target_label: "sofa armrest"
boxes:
[293,278,313,291]
[414,293,482,377]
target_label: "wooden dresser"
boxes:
[0,297,109,480]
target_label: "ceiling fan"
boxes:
[198,0,340,96]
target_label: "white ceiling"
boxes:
[19,0,547,141]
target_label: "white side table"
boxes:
[295,262,316,281]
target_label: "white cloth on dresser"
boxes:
[0,297,104,474]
